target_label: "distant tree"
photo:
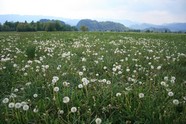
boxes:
[16,23,25,32]
[45,22,56,31]
[80,26,89,32]
[54,21,62,31]
[71,26,78,31]
[0,23,2,31]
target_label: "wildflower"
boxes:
[33,108,38,113]
[157,66,161,70]
[82,78,89,86]
[106,80,111,85]
[71,107,77,113]
[79,71,83,76]
[52,76,59,84]
[82,57,86,62]
[58,110,64,114]
[10,93,17,98]
[103,66,107,70]
[78,84,83,88]
[15,103,21,109]
[171,76,176,81]
[14,88,19,92]
[168,92,174,97]
[102,79,106,83]
[164,76,169,81]
[2,98,9,104]
[63,96,70,103]
[160,81,166,86]
[13,64,17,68]
[116,93,121,97]
[53,87,59,92]
[118,71,122,74]
[95,118,102,124]
[63,81,70,87]
[21,101,27,106]
[24,73,28,76]
[33,94,38,98]
[8,102,15,108]
[139,93,144,98]
[173,99,179,105]
[126,68,130,72]
[23,104,29,111]
[45,65,49,69]
[112,67,117,72]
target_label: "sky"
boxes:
[0,0,186,24]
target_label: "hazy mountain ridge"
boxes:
[130,23,186,32]
[76,19,128,31]
[0,14,186,32]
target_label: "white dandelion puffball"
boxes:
[53,87,59,92]
[157,66,162,70]
[71,107,77,113]
[33,94,38,98]
[173,99,179,105]
[8,102,15,108]
[139,93,144,98]
[58,110,64,114]
[2,98,9,104]
[15,103,22,109]
[78,84,83,88]
[63,96,70,103]
[82,78,89,86]
[79,71,83,76]
[168,92,174,97]
[116,93,121,97]
[95,118,102,124]
[23,104,29,111]
[33,108,38,113]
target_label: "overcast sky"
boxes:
[0,0,186,24]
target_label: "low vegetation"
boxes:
[0,32,186,123]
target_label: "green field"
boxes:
[0,32,186,124]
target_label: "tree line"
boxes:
[0,20,78,32]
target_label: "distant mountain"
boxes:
[77,19,128,32]
[0,14,186,32]
[130,23,186,32]
[0,14,79,26]
[163,23,186,32]
[39,19,65,25]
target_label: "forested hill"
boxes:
[76,19,128,32]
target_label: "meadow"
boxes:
[0,32,186,124]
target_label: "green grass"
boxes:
[0,32,186,124]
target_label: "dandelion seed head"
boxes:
[33,94,38,98]
[58,110,64,114]
[63,96,70,103]
[71,107,77,113]
[8,102,15,108]
[95,118,102,124]
[23,104,29,111]
[116,93,121,97]
[15,102,21,109]
[173,99,179,105]
[2,98,9,104]
[78,84,83,88]
[139,93,144,98]
[53,87,59,92]
[168,92,174,97]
